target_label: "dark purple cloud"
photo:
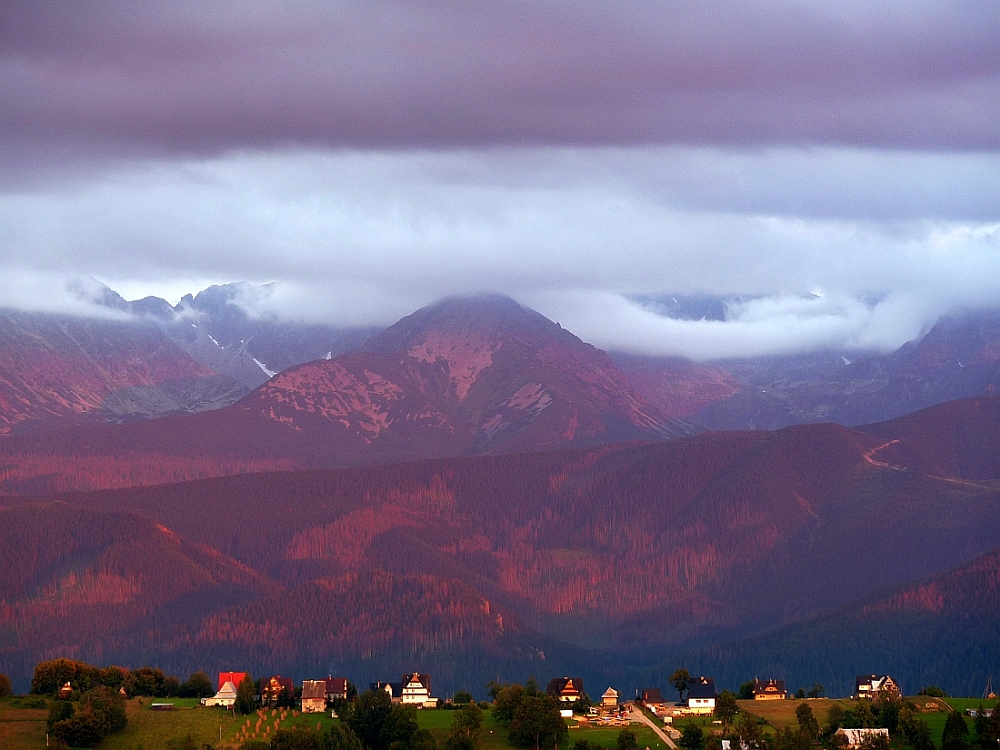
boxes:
[3,0,999,166]
[1,2,999,359]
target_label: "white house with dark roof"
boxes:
[401,672,437,708]
[687,677,716,714]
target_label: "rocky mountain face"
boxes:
[0,295,694,494]
[0,309,245,434]
[352,294,691,450]
[0,283,382,435]
[617,307,1000,429]
[166,283,379,389]
[3,396,999,693]
[4,281,1000,440]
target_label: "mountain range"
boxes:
[2,288,1000,696]
[0,294,691,495]
[3,285,1000,441]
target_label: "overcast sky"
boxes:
[2,0,998,359]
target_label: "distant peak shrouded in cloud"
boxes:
[522,290,944,361]
[0,2,998,360]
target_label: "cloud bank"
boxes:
[1,1,999,359]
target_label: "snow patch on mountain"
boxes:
[254,358,277,378]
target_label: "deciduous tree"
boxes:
[617,728,638,749]
[678,723,704,750]
[180,671,214,699]
[797,702,820,740]
[235,674,257,715]
[508,695,567,750]
[494,684,526,724]
[671,669,691,702]
[347,689,393,750]
[716,691,738,728]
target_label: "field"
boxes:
[738,699,853,730]
[4,696,978,750]
[94,698,247,750]
[0,700,663,750]
[0,699,48,750]
[417,708,662,750]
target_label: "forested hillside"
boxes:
[3,397,1000,693]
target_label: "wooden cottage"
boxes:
[752,679,786,701]
[855,675,900,701]
[547,677,585,703]
[301,681,327,713]
[261,675,294,705]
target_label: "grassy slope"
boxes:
[0,701,663,750]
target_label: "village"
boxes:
[8,660,990,750]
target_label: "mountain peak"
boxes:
[358,294,562,355]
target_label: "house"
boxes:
[202,680,239,708]
[855,675,901,702]
[753,679,786,700]
[602,687,619,708]
[324,677,349,702]
[370,681,401,701]
[218,672,248,692]
[836,729,890,747]
[401,672,437,708]
[302,681,327,713]
[261,675,295,705]
[641,688,664,705]
[57,682,73,699]
[688,677,716,714]
[547,677,585,702]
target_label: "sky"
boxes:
[2,0,999,360]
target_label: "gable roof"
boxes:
[403,673,431,692]
[218,672,248,691]
[603,687,619,698]
[547,677,584,697]
[642,688,663,703]
[688,682,716,700]
[215,681,239,700]
[262,676,294,695]
[753,679,785,696]
[302,681,327,701]
[856,675,899,692]
[325,677,348,695]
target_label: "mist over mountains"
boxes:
[2,281,1000,437]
